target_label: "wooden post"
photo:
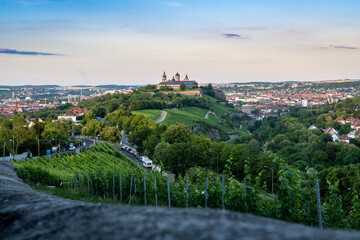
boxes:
[154,175,158,207]
[167,177,171,208]
[87,173,90,192]
[222,175,225,210]
[144,174,147,206]
[113,172,115,200]
[205,178,208,208]
[120,173,122,202]
[186,178,189,208]
[316,179,323,229]
[244,177,248,211]
[38,138,40,157]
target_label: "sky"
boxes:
[0,0,359,85]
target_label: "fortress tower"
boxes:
[175,72,180,81]
[162,71,167,82]
[184,74,189,81]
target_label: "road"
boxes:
[112,144,152,173]
[154,110,167,123]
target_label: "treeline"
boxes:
[231,97,360,220]
[85,107,276,187]
[0,114,80,156]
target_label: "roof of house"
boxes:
[324,127,334,133]
[339,134,350,140]
[336,117,345,121]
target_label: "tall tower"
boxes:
[162,71,167,82]
[184,74,189,81]
[175,72,180,81]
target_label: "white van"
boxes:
[142,159,153,168]
[140,156,149,163]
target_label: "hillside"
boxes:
[127,97,247,141]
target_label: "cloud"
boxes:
[0,48,61,56]
[7,0,50,5]
[162,2,182,7]
[238,27,267,31]
[222,33,246,39]
[331,45,358,50]
[315,45,358,50]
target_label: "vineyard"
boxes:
[12,143,360,230]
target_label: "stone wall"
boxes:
[1,160,360,240]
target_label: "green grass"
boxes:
[209,102,241,117]
[132,109,161,120]
[32,185,120,204]
[162,107,207,127]
[162,107,232,133]
[203,95,218,101]
[234,124,248,136]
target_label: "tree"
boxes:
[128,124,152,153]
[161,142,205,176]
[161,123,192,144]
[180,83,186,91]
[338,123,352,135]
[100,126,121,142]
[82,119,97,136]
[311,150,328,166]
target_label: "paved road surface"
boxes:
[112,144,152,173]
[155,110,167,123]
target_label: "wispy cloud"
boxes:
[162,2,182,7]
[316,45,358,50]
[222,33,247,39]
[331,45,358,50]
[7,0,50,5]
[238,27,267,31]
[0,48,61,56]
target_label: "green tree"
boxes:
[338,123,352,135]
[161,123,191,144]
[180,83,186,91]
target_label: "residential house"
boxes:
[335,116,346,124]
[308,125,318,130]
[339,134,350,144]
[324,127,339,142]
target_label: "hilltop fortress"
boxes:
[157,72,198,90]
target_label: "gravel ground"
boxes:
[1,160,360,240]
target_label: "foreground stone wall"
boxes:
[1,161,359,240]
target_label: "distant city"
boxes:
[0,86,133,117]
[1,79,360,118]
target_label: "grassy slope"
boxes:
[132,109,161,120]
[131,101,247,137]
[162,107,231,132]
[161,107,206,127]
[209,102,241,116]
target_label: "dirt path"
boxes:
[155,110,167,123]
[205,110,216,119]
